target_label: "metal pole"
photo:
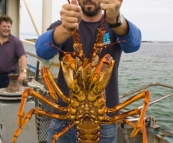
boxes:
[42,0,52,33]
[23,0,41,36]
[35,60,40,81]
[0,136,3,143]
[120,82,173,99]
[138,92,173,109]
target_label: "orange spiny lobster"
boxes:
[12,1,150,143]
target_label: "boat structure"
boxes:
[0,0,173,143]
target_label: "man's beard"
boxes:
[80,1,101,17]
[0,32,10,38]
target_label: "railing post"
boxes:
[35,60,40,81]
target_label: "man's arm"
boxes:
[115,20,142,53]
[18,55,27,82]
[100,0,129,36]
[52,25,71,45]
[112,17,128,37]
[36,1,82,60]
[51,0,82,45]
[100,0,142,52]
[35,29,63,60]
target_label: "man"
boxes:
[35,0,141,142]
[0,15,27,88]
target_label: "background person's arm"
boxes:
[18,55,27,82]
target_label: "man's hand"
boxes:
[18,72,27,83]
[100,0,123,24]
[60,0,83,32]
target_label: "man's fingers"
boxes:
[62,2,81,12]
[60,1,82,31]
[102,0,108,4]
[71,0,78,5]
[63,22,79,29]
[62,16,78,23]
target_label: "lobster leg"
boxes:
[91,54,115,92]
[123,119,148,143]
[13,107,69,143]
[107,90,150,113]
[100,108,140,122]
[106,90,150,143]
[17,88,67,126]
[99,109,148,143]
[91,54,114,88]
[130,91,150,138]
[61,59,75,90]
[52,122,75,143]
[42,67,70,103]
[142,120,148,143]
[123,119,136,127]
[95,90,150,123]
[41,66,58,100]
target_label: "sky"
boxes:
[20,0,173,41]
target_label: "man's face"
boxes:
[78,0,102,17]
[0,21,11,38]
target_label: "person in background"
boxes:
[36,0,142,142]
[0,15,27,88]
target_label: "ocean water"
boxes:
[118,42,173,131]
[26,42,173,131]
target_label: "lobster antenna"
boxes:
[100,10,106,31]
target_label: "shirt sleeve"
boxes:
[35,28,65,60]
[115,19,142,53]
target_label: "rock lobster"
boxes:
[12,1,150,143]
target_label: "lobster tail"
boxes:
[77,119,100,143]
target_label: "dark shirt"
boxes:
[0,34,25,88]
[0,34,26,73]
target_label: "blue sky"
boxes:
[20,0,173,41]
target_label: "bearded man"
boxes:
[36,0,141,142]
